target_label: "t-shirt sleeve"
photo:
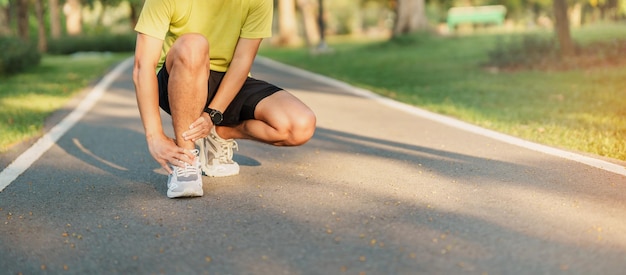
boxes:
[134,0,173,40]
[240,0,273,39]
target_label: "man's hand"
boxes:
[183,113,213,142]
[147,133,196,174]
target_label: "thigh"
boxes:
[254,90,314,126]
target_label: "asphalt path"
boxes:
[1,56,625,275]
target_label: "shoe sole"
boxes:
[167,188,203,198]
[200,168,239,177]
[200,161,240,177]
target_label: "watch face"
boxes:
[210,110,223,124]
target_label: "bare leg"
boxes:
[165,34,210,150]
[216,90,316,146]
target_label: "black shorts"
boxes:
[157,65,282,126]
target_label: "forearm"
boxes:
[209,64,249,112]
[133,65,164,139]
[208,38,261,113]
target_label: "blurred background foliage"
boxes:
[0,0,625,159]
[0,0,626,160]
[0,0,624,64]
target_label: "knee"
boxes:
[285,110,316,146]
[169,33,209,70]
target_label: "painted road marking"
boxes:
[256,56,626,177]
[2,56,623,193]
[0,57,134,192]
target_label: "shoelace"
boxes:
[217,139,238,163]
[176,149,200,177]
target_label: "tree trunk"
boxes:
[276,0,300,46]
[16,0,29,41]
[0,4,11,35]
[97,2,107,27]
[63,0,82,35]
[49,0,61,38]
[297,0,319,47]
[393,0,428,37]
[129,1,141,29]
[34,0,46,52]
[553,0,575,56]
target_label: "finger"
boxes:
[182,149,195,162]
[159,160,172,174]
[188,117,206,129]
[188,119,202,129]
[169,155,185,168]
[174,159,186,168]
[182,129,195,141]
[183,127,207,141]
[172,150,194,166]
[183,123,205,140]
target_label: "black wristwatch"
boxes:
[204,107,223,125]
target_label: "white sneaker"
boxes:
[167,149,203,198]
[195,127,240,177]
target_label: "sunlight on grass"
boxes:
[0,53,131,152]
[259,24,626,161]
[572,23,626,45]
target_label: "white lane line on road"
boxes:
[256,56,626,177]
[0,57,134,192]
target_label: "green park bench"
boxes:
[447,5,507,31]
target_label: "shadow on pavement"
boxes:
[1,61,625,274]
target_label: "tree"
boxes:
[34,0,46,51]
[16,0,29,40]
[553,0,575,56]
[64,0,82,35]
[392,0,428,37]
[276,0,300,46]
[90,0,126,28]
[128,0,144,29]
[49,0,61,38]
[297,0,320,47]
[0,0,10,35]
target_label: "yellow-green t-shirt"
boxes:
[134,0,273,72]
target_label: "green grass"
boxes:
[0,53,132,152]
[259,24,626,161]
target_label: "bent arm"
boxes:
[208,38,263,113]
[133,33,165,140]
